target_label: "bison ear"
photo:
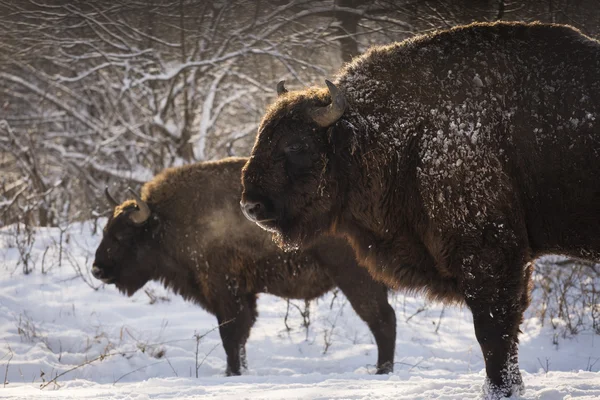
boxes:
[276,80,288,97]
[328,119,356,156]
[310,80,346,128]
[148,213,161,237]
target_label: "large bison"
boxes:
[240,21,600,397]
[91,158,396,376]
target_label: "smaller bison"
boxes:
[92,157,396,376]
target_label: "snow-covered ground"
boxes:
[0,222,599,399]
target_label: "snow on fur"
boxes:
[337,22,600,232]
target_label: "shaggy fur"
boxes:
[92,158,396,376]
[241,22,600,396]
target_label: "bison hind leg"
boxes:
[240,345,248,370]
[332,264,396,375]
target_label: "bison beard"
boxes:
[241,21,600,397]
[92,158,396,377]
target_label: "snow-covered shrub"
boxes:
[531,258,600,341]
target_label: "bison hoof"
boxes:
[225,368,241,377]
[375,362,393,375]
[482,378,525,400]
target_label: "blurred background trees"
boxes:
[1,0,599,226]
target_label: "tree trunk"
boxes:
[334,0,367,63]
[178,0,195,161]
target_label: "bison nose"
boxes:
[91,264,104,279]
[240,200,264,222]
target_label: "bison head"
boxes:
[92,188,160,296]
[241,80,347,249]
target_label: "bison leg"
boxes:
[468,297,525,398]
[218,294,258,376]
[240,345,248,370]
[334,267,396,374]
[456,225,532,398]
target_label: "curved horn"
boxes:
[276,80,288,96]
[310,80,346,127]
[104,187,119,207]
[127,188,151,225]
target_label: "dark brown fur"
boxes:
[92,157,396,376]
[241,22,600,396]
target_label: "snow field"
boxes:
[0,222,599,399]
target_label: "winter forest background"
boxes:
[3,0,600,228]
[1,1,600,398]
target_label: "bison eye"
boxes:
[284,143,307,154]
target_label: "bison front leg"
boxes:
[217,294,258,376]
[470,305,524,398]
[455,225,532,398]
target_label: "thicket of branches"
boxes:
[2,0,599,226]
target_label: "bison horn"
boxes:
[127,187,151,225]
[310,80,346,127]
[276,80,288,96]
[104,187,119,207]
